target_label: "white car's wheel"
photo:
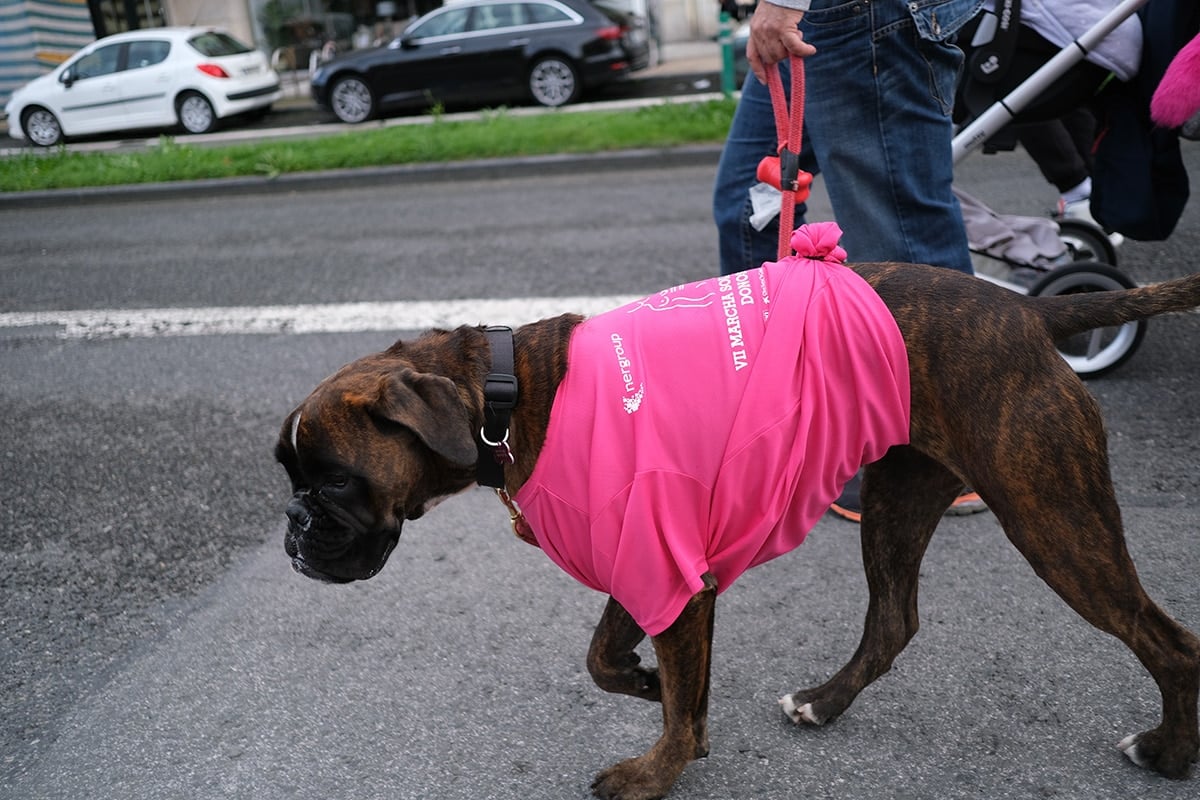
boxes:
[23,107,63,147]
[330,76,374,123]
[529,56,579,107]
[177,92,217,134]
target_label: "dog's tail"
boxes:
[1035,273,1200,340]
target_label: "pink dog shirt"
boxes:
[513,223,911,635]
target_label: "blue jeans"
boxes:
[713,0,981,275]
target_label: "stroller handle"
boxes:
[951,0,1150,164]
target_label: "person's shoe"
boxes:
[828,472,988,522]
[1057,197,1125,248]
[945,490,988,516]
[829,472,862,522]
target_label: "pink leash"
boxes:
[756,55,814,260]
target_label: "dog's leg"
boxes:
[592,575,716,800]
[781,446,959,725]
[917,364,1200,778]
[872,271,1200,776]
[979,444,1200,777]
[587,597,661,702]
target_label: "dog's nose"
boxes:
[286,496,313,531]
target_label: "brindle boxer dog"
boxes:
[277,262,1200,799]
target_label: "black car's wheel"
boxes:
[177,91,218,134]
[22,106,63,147]
[529,56,580,107]
[329,75,375,123]
[1028,262,1145,379]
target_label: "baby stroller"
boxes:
[950,0,1196,377]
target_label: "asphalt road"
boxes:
[1,144,1198,800]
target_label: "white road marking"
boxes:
[9,280,1182,341]
[0,296,643,340]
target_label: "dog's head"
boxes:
[275,354,479,583]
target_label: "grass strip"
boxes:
[1,99,736,192]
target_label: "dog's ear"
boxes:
[375,369,477,467]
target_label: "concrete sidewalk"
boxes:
[649,37,724,74]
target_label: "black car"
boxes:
[310,0,650,122]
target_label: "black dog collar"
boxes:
[476,326,518,490]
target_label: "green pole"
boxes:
[719,11,735,97]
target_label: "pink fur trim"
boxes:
[1151,33,1200,128]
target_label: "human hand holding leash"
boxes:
[747,1,817,83]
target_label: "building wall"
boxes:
[162,0,254,44]
[1,0,95,107]
[661,0,720,42]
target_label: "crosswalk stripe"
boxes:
[0,296,645,340]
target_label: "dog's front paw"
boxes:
[1118,730,1197,778]
[778,689,845,726]
[779,693,822,725]
[591,755,683,800]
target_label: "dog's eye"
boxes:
[324,475,349,490]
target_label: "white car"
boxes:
[4,27,282,147]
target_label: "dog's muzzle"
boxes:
[283,491,399,584]
[285,495,318,533]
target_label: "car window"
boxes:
[470,3,525,31]
[71,44,122,80]
[523,2,573,24]
[188,31,253,57]
[126,39,171,70]
[411,8,471,38]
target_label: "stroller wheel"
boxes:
[1057,218,1118,266]
[1029,262,1145,379]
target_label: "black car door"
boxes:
[448,3,532,100]
[370,6,475,106]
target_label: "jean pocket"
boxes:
[908,0,984,42]
[801,0,874,30]
[918,34,965,115]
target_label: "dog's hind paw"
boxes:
[1118,733,1152,769]
[779,694,824,725]
[1117,731,1197,778]
[591,753,685,800]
